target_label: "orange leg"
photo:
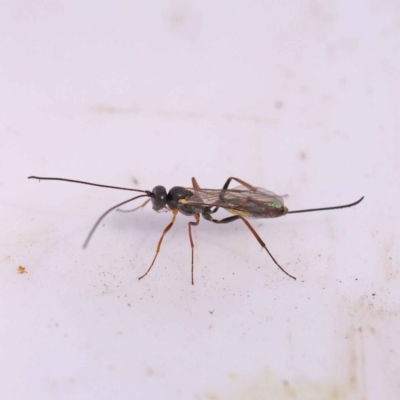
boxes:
[220,177,257,191]
[191,177,201,191]
[204,213,296,280]
[117,198,151,213]
[138,209,178,281]
[191,176,257,191]
[188,214,200,285]
[239,217,296,280]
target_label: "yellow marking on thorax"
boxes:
[227,208,251,217]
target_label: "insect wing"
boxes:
[229,186,285,206]
[183,187,221,206]
[184,185,285,218]
[223,186,286,218]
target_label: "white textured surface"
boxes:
[1,1,399,399]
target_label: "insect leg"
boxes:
[191,177,201,190]
[191,176,256,192]
[222,177,289,200]
[221,177,257,191]
[138,209,178,281]
[202,213,296,280]
[188,214,200,285]
[239,217,296,280]
[202,214,240,224]
[117,198,151,213]
[192,178,219,213]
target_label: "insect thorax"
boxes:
[167,186,206,216]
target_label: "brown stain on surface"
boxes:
[156,109,207,119]
[341,294,400,399]
[223,113,278,125]
[206,368,348,400]
[346,326,367,398]
[17,266,27,274]
[90,104,285,126]
[383,237,398,281]
[205,294,399,400]
[325,219,336,241]
[169,8,187,28]
[93,104,142,115]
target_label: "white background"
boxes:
[1,1,399,399]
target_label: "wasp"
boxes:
[28,176,364,284]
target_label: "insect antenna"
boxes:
[28,176,151,195]
[117,199,151,213]
[288,196,364,214]
[83,194,149,248]
[28,176,153,247]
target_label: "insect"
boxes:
[28,176,364,284]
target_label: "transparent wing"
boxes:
[184,185,285,218]
[228,185,285,205]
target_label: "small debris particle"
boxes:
[17,266,27,274]
[299,151,307,160]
